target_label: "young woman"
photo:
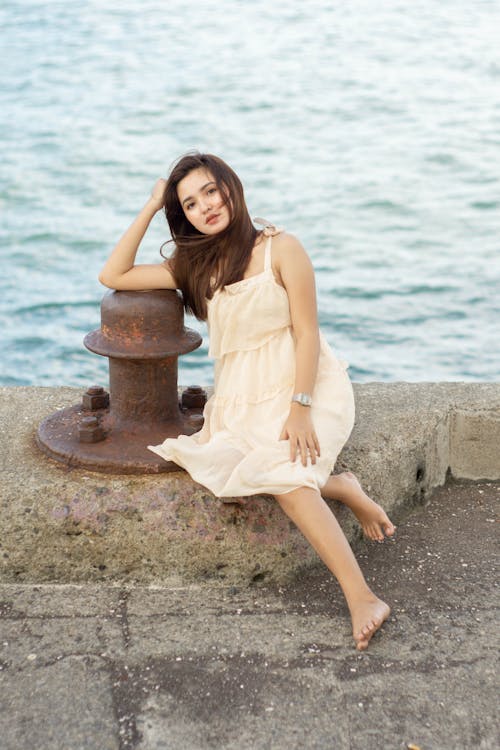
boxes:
[99,152,396,650]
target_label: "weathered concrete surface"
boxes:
[0,384,499,584]
[0,479,498,750]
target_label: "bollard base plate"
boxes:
[37,403,202,475]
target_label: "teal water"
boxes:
[1,0,499,386]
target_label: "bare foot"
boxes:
[350,595,391,651]
[323,472,396,542]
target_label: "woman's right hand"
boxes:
[150,178,167,212]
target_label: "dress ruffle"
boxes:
[148,335,355,497]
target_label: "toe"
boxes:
[374,525,384,541]
[363,524,374,540]
[355,634,371,650]
[361,623,374,639]
[383,521,395,536]
[354,631,369,649]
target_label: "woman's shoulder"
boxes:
[270,230,308,262]
[269,231,315,287]
[270,230,301,247]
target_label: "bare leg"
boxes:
[321,472,396,542]
[274,486,390,650]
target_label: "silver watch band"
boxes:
[291,392,312,407]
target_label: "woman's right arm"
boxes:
[98,178,177,290]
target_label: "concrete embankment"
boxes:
[0,479,498,749]
[1,382,499,584]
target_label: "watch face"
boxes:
[293,393,312,406]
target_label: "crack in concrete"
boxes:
[117,588,131,650]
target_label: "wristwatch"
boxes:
[291,392,312,407]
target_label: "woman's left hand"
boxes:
[279,406,321,466]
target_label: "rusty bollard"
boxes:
[37,290,207,474]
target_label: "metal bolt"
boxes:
[82,385,110,411]
[78,415,105,444]
[181,385,207,410]
[187,413,204,430]
[87,386,104,395]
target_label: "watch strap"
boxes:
[291,392,313,407]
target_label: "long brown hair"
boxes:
[160,152,260,320]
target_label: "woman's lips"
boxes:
[206,213,220,225]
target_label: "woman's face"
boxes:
[177,167,231,235]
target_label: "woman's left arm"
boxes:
[275,233,321,467]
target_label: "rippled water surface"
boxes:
[1,0,499,386]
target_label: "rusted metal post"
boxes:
[37,289,207,474]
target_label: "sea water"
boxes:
[1,0,499,386]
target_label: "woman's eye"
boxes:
[186,202,195,210]
[207,187,217,195]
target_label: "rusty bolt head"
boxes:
[82,386,110,411]
[181,385,207,410]
[81,416,98,426]
[78,415,105,443]
[87,386,104,395]
[187,413,204,430]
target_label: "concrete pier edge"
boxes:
[1,382,499,585]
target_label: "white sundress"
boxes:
[148,232,355,496]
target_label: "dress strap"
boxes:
[253,217,284,273]
[264,234,272,271]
